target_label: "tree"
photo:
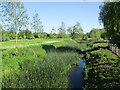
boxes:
[50,27,56,38]
[0,22,2,42]
[58,21,66,38]
[67,22,83,39]
[8,30,16,39]
[18,29,33,39]
[51,27,56,34]
[89,28,106,40]
[32,11,43,33]
[99,1,120,48]
[1,2,29,52]
[1,30,10,41]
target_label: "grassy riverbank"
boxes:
[84,42,120,88]
[2,38,82,88]
[2,38,120,88]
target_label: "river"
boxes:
[69,59,86,89]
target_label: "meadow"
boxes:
[1,38,120,88]
[2,38,83,88]
[1,38,69,49]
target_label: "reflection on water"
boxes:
[69,59,86,89]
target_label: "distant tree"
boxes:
[86,32,90,38]
[0,23,2,42]
[58,21,66,38]
[81,34,88,40]
[8,30,16,39]
[89,28,106,40]
[1,2,29,52]
[51,27,56,34]
[32,11,43,33]
[50,27,57,38]
[99,1,120,48]
[33,32,40,38]
[18,29,33,39]
[1,30,10,41]
[67,22,83,39]
[25,30,34,39]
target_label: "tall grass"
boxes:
[2,51,80,88]
[2,39,82,88]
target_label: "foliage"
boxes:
[18,30,34,39]
[84,42,120,88]
[1,2,29,33]
[8,30,16,39]
[89,28,106,41]
[31,11,43,33]
[1,2,29,53]
[1,30,10,41]
[58,21,66,38]
[99,1,120,48]
[67,22,83,39]
[2,39,81,88]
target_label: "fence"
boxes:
[108,43,120,57]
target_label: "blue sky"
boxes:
[23,2,104,33]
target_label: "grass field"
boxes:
[1,38,120,88]
[2,38,83,88]
[1,38,71,49]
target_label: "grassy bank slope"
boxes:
[2,38,82,88]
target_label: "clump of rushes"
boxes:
[2,51,80,88]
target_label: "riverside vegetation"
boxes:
[2,38,120,88]
[83,42,120,88]
[2,38,83,88]
[1,1,120,89]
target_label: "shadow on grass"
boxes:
[82,46,109,54]
[0,49,6,51]
[42,45,82,54]
[42,45,110,55]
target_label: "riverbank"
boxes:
[83,42,120,88]
[2,38,82,88]
[2,39,120,88]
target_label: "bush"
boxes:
[1,30,10,41]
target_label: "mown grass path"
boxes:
[0,38,69,49]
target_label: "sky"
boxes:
[23,2,104,33]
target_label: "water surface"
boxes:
[69,59,86,88]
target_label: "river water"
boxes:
[69,59,86,89]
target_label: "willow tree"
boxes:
[99,1,120,48]
[1,2,29,53]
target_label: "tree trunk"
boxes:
[15,33,18,55]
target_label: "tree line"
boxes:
[0,2,107,42]
[1,1,118,48]
[0,2,85,41]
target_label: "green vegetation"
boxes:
[1,38,68,49]
[31,11,43,33]
[1,2,29,52]
[99,1,120,48]
[2,39,82,88]
[67,22,83,39]
[1,1,120,89]
[88,28,106,41]
[58,21,66,38]
[84,42,120,88]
